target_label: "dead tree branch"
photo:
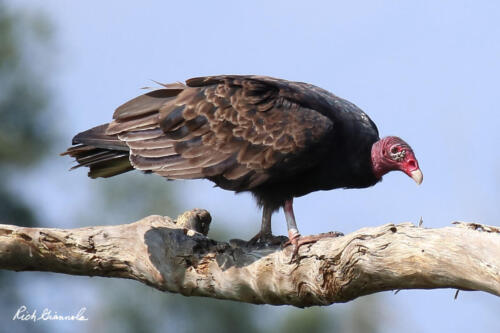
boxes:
[0,209,499,307]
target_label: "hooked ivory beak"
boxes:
[410,169,423,185]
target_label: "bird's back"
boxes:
[63,75,380,208]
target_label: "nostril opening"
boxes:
[408,160,416,169]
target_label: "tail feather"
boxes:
[72,124,129,151]
[62,124,134,178]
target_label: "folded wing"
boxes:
[105,76,334,191]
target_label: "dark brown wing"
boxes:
[105,76,334,191]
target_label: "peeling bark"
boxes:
[0,209,499,307]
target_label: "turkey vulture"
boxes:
[62,75,422,254]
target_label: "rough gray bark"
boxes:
[0,209,499,307]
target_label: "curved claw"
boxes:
[283,231,344,263]
[282,231,302,263]
[246,231,288,247]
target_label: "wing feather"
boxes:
[117,128,164,141]
[130,146,177,158]
[106,76,334,190]
[107,113,159,135]
[113,89,182,120]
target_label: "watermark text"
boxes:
[12,306,88,322]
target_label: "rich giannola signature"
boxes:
[12,306,88,321]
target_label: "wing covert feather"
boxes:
[106,76,334,190]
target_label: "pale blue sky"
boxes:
[7,1,500,332]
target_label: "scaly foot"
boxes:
[283,230,344,263]
[230,231,288,248]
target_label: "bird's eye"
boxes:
[390,146,399,154]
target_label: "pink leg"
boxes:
[284,198,300,241]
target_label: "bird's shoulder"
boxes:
[187,75,378,136]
